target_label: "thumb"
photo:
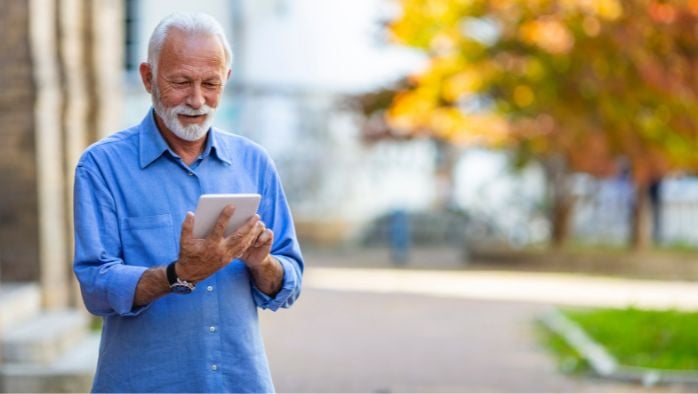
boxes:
[181,211,195,240]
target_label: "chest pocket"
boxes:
[120,214,177,267]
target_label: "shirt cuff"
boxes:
[251,255,300,311]
[105,264,151,317]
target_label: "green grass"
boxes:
[545,307,698,371]
[560,239,698,255]
[657,241,698,254]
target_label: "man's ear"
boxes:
[140,62,154,93]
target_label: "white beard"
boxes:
[151,86,217,142]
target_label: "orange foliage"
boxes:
[385,0,698,185]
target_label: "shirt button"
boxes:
[207,286,213,292]
[211,364,218,371]
[187,172,194,176]
[209,326,217,333]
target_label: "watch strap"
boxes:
[166,262,196,293]
[166,261,178,286]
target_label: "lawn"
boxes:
[542,307,698,371]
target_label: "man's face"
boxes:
[143,29,230,141]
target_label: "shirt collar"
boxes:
[139,108,232,168]
[207,128,233,166]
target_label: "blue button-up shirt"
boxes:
[73,110,303,393]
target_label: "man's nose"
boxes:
[186,83,205,109]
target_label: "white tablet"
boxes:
[192,193,262,238]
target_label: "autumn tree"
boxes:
[367,0,698,249]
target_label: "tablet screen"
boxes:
[192,193,261,238]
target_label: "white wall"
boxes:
[239,0,424,92]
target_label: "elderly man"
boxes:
[73,13,303,392]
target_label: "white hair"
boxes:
[147,12,233,74]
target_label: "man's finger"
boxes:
[212,204,236,239]
[246,220,265,246]
[253,228,268,247]
[228,214,259,240]
[181,211,195,240]
[255,229,273,248]
[256,220,266,235]
[250,221,266,245]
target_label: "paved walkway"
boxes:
[260,247,698,392]
[304,267,698,310]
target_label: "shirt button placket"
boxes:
[205,283,221,378]
[206,286,216,335]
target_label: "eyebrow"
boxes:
[165,74,223,81]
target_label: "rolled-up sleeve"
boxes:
[73,162,149,317]
[251,255,302,310]
[252,158,304,310]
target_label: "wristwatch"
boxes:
[166,262,196,294]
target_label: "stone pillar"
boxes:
[89,0,124,140]
[70,0,124,306]
[58,0,91,308]
[30,0,70,309]
[59,0,125,308]
[0,0,123,309]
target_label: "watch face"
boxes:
[171,284,193,294]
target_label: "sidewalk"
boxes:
[260,246,698,392]
[305,267,698,311]
[303,246,698,310]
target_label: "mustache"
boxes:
[171,104,212,116]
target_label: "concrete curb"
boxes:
[540,309,698,388]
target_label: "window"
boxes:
[124,0,137,71]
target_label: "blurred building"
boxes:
[0,0,122,391]
[122,0,436,244]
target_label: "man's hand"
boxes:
[241,228,274,268]
[241,228,284,296]
[176,204,265,282]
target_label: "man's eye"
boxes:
[173,81,189,87]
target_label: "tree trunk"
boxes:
[649,179,662,244]
[543,156,575,250]
[551,191,574,249]
[433,139,459,210]
[630,182,654,250]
